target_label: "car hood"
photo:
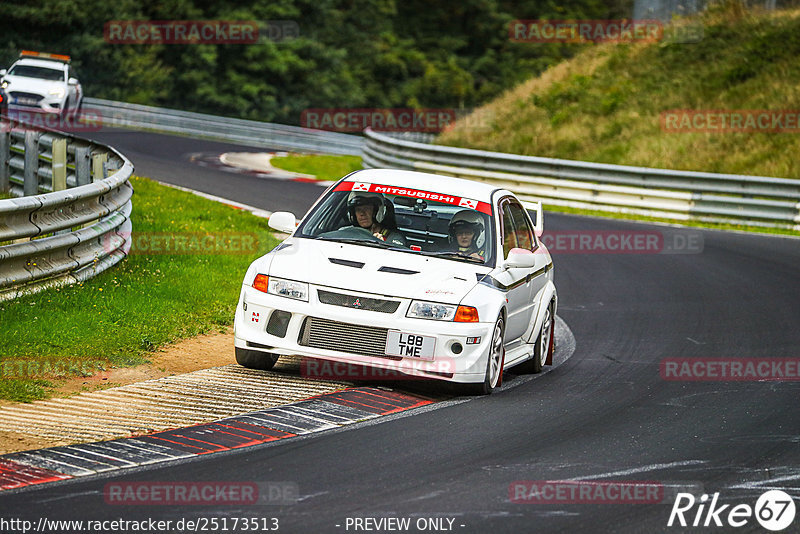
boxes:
[4,76,65,96]
[262,238,489,304]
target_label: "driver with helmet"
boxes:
[448,210,486,260]
[347,192,407,247]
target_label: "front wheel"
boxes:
[461,315,504,395]
[235,347,279,371]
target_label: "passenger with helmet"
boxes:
[347,192,407,247]
[448,210,486,260]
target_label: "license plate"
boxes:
[14,97,38,106]
[385,331,436,360]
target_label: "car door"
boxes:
[493,197,537,348]
[507,201,550,343]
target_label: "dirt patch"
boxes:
[0,329,236,454]
[55,328,236,398]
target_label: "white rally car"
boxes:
[0,51,83,117]
[234,169,557,394]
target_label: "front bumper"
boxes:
[7,95,67,115]
[234,283,493,384]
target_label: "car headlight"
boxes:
[252,274,308,301]
[49,87,65,98]
[407,301,479,322]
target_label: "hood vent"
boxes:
[329,257,365,268]
[378,266,419,275]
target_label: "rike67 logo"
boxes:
[668,490,796,531]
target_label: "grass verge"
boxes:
[270,153,362,181]
[0,176,279,402]
[439,8,800,180]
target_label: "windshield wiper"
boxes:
[421,251,485,264]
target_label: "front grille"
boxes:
[298,317,399,359]
[10,92,44,104]
[317,289,400,313]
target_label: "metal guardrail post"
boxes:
[52,138,67,191]
[0,126,9,193]
[75,146,91,186]
[0,113,135,300]
[23,130,40,196]
[92,153,108,182]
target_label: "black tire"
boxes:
[235,347,279,371]
[461,315,505,395]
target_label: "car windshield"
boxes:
[8,65,64,81]
[296,181,495,266]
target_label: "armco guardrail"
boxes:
[85,98,364,156]
[362,129,800,229]
[0,115,133,301]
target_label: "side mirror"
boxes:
[503,247,537,269]
[0,69,6,77]
[268,211,297,234]
[68,77,78,85]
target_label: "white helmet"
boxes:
[448,210,485,248]
[347,192,386,223]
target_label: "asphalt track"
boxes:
[87,128,326,216]
[2,130,799,533]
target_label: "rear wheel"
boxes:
[517,301,553,374]
[461,315,504,395]
[235,347,279,371]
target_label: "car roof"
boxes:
[12,58,68,71]
[344,168,502,203]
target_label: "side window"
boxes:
[501,201,518,259]
[508,201,535,251]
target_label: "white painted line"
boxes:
[728,471,800,490]
[565,460,708,481]
[156,181,273,218]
